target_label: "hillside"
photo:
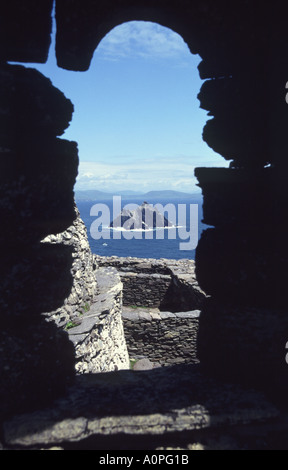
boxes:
[75,189,199,201]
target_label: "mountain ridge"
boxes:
[75,189,199,201]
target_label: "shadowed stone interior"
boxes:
[1,0,288,450]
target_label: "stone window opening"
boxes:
[6,16,217,375]
[2,2,286,448]
[59,20,222,371]
[53,23,218,372]
[66,21,216,369]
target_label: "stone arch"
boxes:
[55,1,275,170]
[53,2,288,393]
[70,18,215,201]
[2,0,288,428]
[55,2,205,72]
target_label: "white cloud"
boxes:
[96,21,190,61]
[75,155,228,193]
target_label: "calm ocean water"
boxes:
[76,196,208,260]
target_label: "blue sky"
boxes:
[14,17,229,193]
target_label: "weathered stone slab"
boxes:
[174,310,201,319]
[158,311,176,319]
[69,267,129,374]
[2,365,280,449]
[122,309,140,321]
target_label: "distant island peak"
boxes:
[110,201,173,231]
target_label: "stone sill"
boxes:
[122,307,201,322]
[2,364,282,450]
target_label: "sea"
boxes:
[76,195,209,261]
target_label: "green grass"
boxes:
[129,305,149,310]
[129,359,138,370]
[65,321,79,330]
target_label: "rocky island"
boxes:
[110,201,173,230]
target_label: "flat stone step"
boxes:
[2,364,282,449]
[122,306,201,321]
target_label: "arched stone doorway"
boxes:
[1,0,288,427]
[53,1,288,397]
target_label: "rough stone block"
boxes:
[0,0,53,63]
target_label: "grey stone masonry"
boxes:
[42,208,130,374]
[68,267,130,374]
[42,204,98,327]
[122,306,201,366]
[95,256,206,312]
[94,256,205,367]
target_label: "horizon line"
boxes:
[74,188,201,194]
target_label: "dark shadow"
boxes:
[0,242,76,420]
[2,362,280,450]
[0,63,78,420]
[159,280,205,313]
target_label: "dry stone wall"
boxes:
[95,256,206,312]
[43,208,130,374]
[69,267,130,373]
[95,256,205,367]
[123,307,201,366]
[120,272,172,308]
[42,205,98,327]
